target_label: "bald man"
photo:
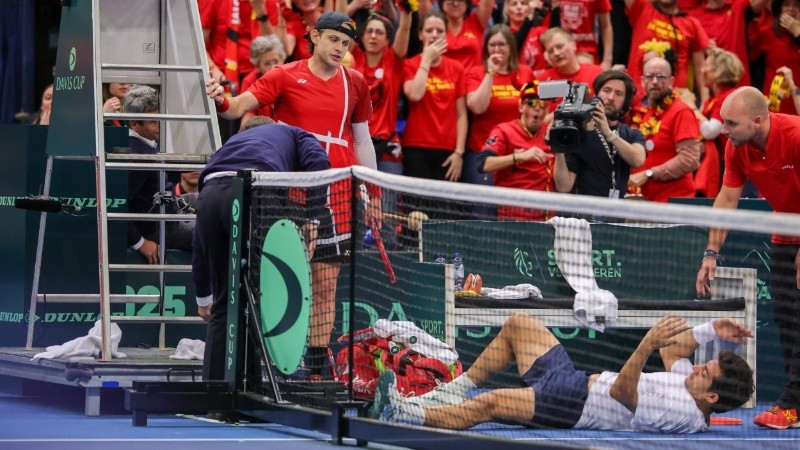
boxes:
[696,86,800,430]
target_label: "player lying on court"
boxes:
[370,313,754,433]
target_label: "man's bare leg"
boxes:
[464,313,561,384]
[424,388,537,429]
[306,261,340,375]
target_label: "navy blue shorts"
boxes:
[521,344,589,429]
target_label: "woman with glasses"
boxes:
[462,24,534,209]
[418,0,493,69]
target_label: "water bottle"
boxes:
[434,252,447,264]
[452,252,465,291]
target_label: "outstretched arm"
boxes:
[610,316,689,413]
[659,318,754,371]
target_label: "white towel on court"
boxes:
[32,320,127,360]
[373,319,459,365]
[481,284,543,300]
[169,338,205,360]
[548,217,618,332]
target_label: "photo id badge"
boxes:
[609,189,620,199]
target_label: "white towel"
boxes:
[481,284,543,300]
[169,338,205,360]
[372,319,459,365]
[548,217,618,331]
[32,320,127,360]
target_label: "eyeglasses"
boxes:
[488,42,509,48]
[443,0,467,4]
[524,99,547,109]
[642,73,669,82]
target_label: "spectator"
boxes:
[464,24,534,196]
[30,84,53,125]
[240,34,288,128]
[504,0,553,72]
[351,9,413,247]
[102,82,131,127]
[478,81,553,221]
[557,0,614,70]
[776,66,800,113]
[750,0,800,115]
[123,85,193,264]
[419,0,494,69]
[679,0,770,87]
[536,28,604,96]
[401,11,467,184]
[623,0,711,104]
[553,70,646,201]
[679,48,745,198]
[199,0,260,87]
[628,57,702,202]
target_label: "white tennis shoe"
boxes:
[407,380,468,408]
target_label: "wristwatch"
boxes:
[256,13,269,22]
[645,169,654,179]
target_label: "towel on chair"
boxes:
[481,284,543,300]
[32,320,127,360]
[169,338,205,360]
[373,319,459,365]
[547,217,618,331]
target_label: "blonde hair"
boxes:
[706,48,744,88]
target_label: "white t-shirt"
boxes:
[574,358,709,433]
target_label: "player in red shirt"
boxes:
[558,0,614,69]
[696,86,800,430]
[206,12,378,378]
[419,0,493,69]
[627,57,701,202]
[464,25,534,194]
[478,81,553,221]
[624,0,710,102]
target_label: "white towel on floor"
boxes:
[32,320,127,360]
[169,338,205,360]
[373,319,459,365]
[481,284,543,300]
[548,217,618,332]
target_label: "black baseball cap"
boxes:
[314,12,358,40]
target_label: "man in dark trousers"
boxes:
[192,117,330,388]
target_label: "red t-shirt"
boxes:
[446,13,486,70]
[723,113,800,244]
[684,0,751,86]
[751,21,800,116]
[626,0,710,89]
[482,120,552,220]
[401,55,466,150]
[632,98,699,202]
[240,69,273,118]
[465,65,534,152]
[536,63,604,113]
[352,46,404,141]
[199,0,257,78]
[515,19,550,73]
[558,0,612,59]
[247,60,372,235]
[286,14,312,62]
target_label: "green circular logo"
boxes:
[68,47,77,72]
[231,199,240,221]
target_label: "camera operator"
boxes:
[552,70,646,199]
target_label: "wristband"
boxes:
[419,66,430,73]
[703,248,723,264]
[793,87,800,96]
[256,13,269,22]
[512,153,517,165]
[692,320,716,345]
[215,97,230,113]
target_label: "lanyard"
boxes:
[596,128,618,191]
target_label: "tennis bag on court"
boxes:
[332,327,463,399]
